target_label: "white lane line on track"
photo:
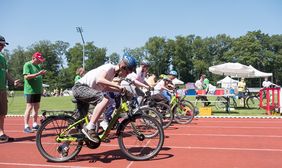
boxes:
[166,133,282,138]
[0,162,101,168]
[167,146,282,152]
[4,142,282,152]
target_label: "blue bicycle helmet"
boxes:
[169,70,178,76]
[122,54,137,72]
[141,60,150,66]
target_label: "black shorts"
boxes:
[25,94,42,103]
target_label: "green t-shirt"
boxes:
[74,75,81,83]
[0,53,7,91]
[203,78,209,90]
[23,61,43,94]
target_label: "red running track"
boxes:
[1,117,282,168]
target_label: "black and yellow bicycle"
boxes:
[36,89,164,162]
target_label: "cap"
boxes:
[0,35,9,45]
[33,52,45,62]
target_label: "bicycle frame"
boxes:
[56,101,130,143]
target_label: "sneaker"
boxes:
[82,127,100,143]
[32,125,40,131]
[0,134,14,142]
[24,127,34,133]
[100,120,109,130]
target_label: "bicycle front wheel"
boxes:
[118,114,164,161]
[36,115,83,162]
[155,102,173,129]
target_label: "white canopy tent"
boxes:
[209,62,255,78]
[172,78,184,85]
[217,76,239,89]
[247,65,272,78]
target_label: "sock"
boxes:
[33,122,38,127]
[86,123,96,130]
[25,124,29,128]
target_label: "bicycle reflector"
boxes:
[176,93,180,98]
[183,106,191,113]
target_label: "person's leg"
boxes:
[32,102,40,129]
[89,97,109,125]
[24,102,34,133]
[161,90,171,103]
[0,115,5,136]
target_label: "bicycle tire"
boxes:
[174,99,195,124]
[215,97,226,109]
[136,106,163,129]
[36,115,83,162]
[118,114,164,161]
[154,102,173,129]
[246,95,260,109]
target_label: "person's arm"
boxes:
[24,70,46,80]
[96,70,123,92]
[133,79,150,89]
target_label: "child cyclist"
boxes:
[100,60,151,130]
[154,70,178,103]
[72,54,137,143]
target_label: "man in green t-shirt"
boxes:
[23,52,46,133]
[0,35,21,142]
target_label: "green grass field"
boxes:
[8,94,75,115]
[7,91,268,116]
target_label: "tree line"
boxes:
[3,30,282,90]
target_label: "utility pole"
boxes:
[76,27,85,69]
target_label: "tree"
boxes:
[145,36,170,77]
[107,52,120,64]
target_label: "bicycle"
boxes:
[36,88,164,162]
[142,88,195,127]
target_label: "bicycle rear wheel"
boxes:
[118,114,164,161]
[246,96,260,109]
[36,115,83,162]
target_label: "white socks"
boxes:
[86,123,96,130]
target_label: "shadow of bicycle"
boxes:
[66,147,173,163]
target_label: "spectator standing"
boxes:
[195,74,210,106]
[238,78,246,106]
[23,52,46,133]
[0,35,21,142]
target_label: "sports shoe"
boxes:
[32,125,40,131]
[24,127,34,133]
[100,120,109,130]
[0,134,14,142]
[82,127,100,143]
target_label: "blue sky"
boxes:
[2,0,282,55]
